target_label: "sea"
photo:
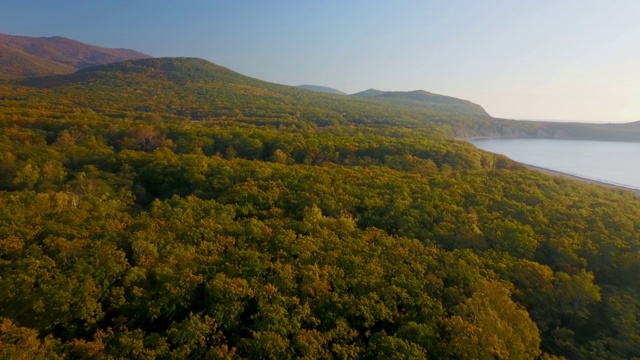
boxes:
[471,139,640,191]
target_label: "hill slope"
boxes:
[0,33,151,78]
[351,88,490,117]
[297,84,346,95]
[8,56,640,142]
[351,88,387,98]
[0,43,76,79]
[14,57,495,130]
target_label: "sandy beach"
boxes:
[521,163,640,197]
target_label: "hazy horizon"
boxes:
[2,0,639,122]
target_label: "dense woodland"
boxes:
[1,58,640,359]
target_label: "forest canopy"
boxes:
[1,57,640,359]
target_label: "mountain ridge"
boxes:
[350,88,490,117]
[7,55,640,142]
[297,84,346,95]
[0,43,76,78]
[0,32,152,78]
[350,88,388,98]
[16,57,494,128]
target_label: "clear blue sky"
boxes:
[2,0,639,122]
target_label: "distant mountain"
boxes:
[613,120,640,128]
[6,56,640,144]
[0,33,151,78]
[350,88,387,98]
[297,84,346,95]
[350,89,490,117]
[533,121,640,142]
[15,57,504,130]
[0,43,76,78]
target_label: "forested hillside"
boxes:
[296,85,346,95]
[350,89,490,117]
[1,57,640,359]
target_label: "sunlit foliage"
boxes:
[1,58,639,359]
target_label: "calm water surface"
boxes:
[471,139,640,190]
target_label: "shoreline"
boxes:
[463,138,640,197]
[520,163,640,197]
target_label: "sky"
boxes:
[1,0,639,122]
